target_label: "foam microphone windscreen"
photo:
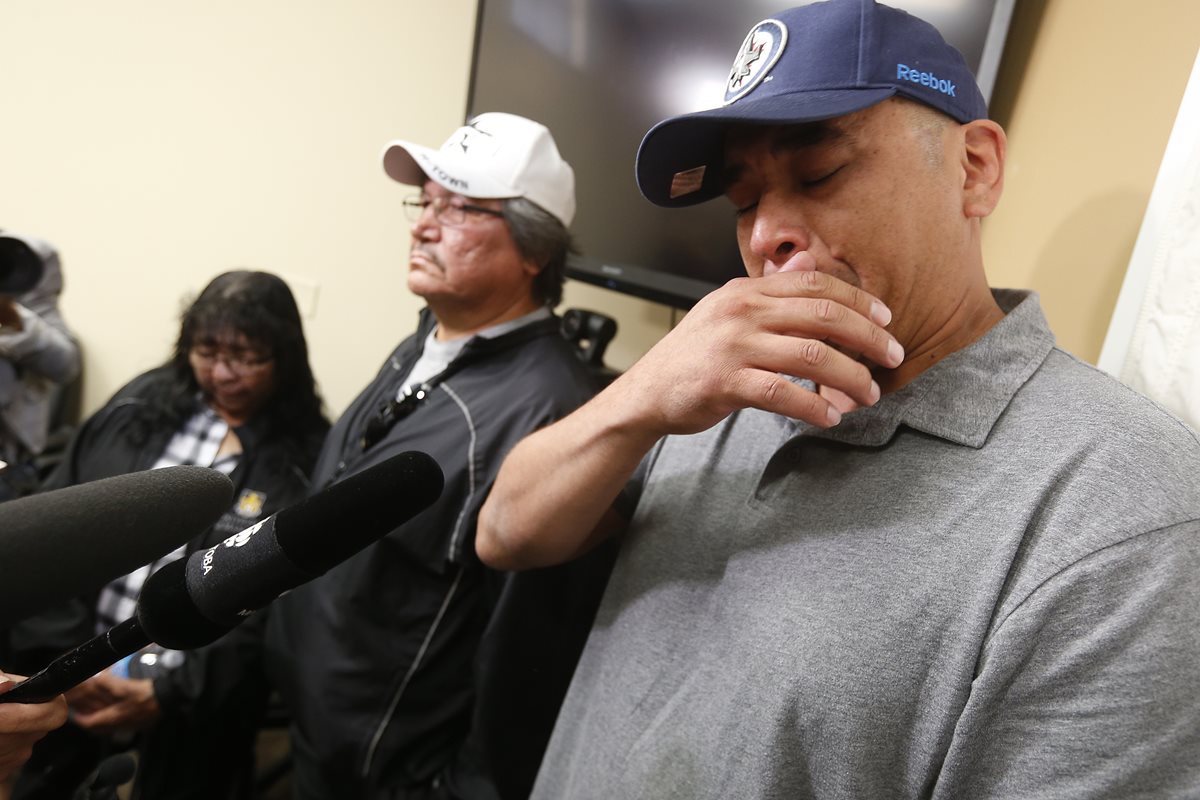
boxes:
[139,450,444,648]
[0,466,234,627]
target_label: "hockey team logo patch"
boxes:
[725,19,788,105]
[235,489,266,519]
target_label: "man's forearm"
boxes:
[477,382,659,570]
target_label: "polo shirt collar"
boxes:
[793,290,1055,449]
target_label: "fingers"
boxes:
[703,270,903,412]
[71,680,158,734]
[0,701,67,736]
[818,384,861,415]
[0,737,37,782]
[717,271,900,370]
[0,699,67,782]
[65,676,120,713]
[742,331,880,409]
[72,703,145,735]
[752,371,848,428]
[70,707,117,733]
[616,266,904,435]
[755,295,901,371]
[0,676,66,783]
[760,267,894,327]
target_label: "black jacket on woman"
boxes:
[9,366,327,800]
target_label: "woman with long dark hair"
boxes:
[9,270,329,800]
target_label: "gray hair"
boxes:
[500,197,575,308]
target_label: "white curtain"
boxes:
[1099,49,1200,431]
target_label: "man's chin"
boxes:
[407,269,436,291]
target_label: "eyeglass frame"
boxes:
[402,194,507,227]
[188,345,275,376]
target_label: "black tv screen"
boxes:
[467,0,1016,309]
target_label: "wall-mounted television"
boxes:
[467,0,1017,309]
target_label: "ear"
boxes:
[960,120,1006,219]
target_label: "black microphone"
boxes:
[0,451,444,704]
[0,465,234,627]
[72,752,136,800]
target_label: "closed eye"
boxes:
[802,164,845,188]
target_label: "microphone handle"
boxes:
[0,618,150,704]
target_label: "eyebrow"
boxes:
[721,120,857,190]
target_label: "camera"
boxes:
[0,233,45,294]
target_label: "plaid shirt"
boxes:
[94,405,238,633]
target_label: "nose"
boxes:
[210,357,238,382]
[410,208,439,241]
[747,197,813,276]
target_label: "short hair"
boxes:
[500,197,576,308]
[891,96,954,168]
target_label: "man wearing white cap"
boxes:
[264,113,606,799]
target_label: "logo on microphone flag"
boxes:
[222,519,265,550]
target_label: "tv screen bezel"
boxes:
[465,0,1018,310]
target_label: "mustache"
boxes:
[410,246,443,270]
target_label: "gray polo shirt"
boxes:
[535,290,1200,799]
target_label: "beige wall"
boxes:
[0,1,480,416]
[984,0,1200,363]
[2,1,1197,419]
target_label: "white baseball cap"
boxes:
[382,112,576,227]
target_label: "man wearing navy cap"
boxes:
[478,1,1200,797]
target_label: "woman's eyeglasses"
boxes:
[360,383,432,452]
[402,195,506,227]
[189,347,274,376]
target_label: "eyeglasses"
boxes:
[402,195,506,227]
[189,346,274,376]
[360,383,432,452]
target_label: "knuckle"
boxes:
[841,282,865,306]
[797,269,824,291]
[798,339,827,366]
[813,298,840,323]
[761,374,788,406]
[705,284,752,320]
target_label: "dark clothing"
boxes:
[264,309,611,799]
[9,367,327,800]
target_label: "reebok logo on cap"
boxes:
[896,64,957,98]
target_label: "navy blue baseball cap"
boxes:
[635,0,988,208]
